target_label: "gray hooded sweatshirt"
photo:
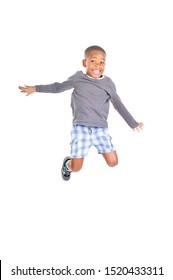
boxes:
[36,71,139,129]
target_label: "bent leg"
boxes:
[67,158,84,172]
[102,151,118,167]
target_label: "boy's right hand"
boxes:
[19,85,36,96]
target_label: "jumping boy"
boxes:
[19,45,144,181]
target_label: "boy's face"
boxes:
[82,50,106,78]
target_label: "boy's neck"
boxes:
[85,74,104,80]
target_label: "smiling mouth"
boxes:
[93,69,100,75]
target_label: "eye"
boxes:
[100,61,105,65]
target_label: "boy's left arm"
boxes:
[109,81,144,130]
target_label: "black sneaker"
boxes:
[61,157,71,181]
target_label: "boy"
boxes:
[19,45,144,181]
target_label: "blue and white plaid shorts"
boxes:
[70,125,116,158]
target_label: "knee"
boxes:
[70,159,83,172]
[71,165,83,172]
[106,155,118,167]
[107,158,118,167]
[103,151,119,167]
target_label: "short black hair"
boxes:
[84,45,106,58]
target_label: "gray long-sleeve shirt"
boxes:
[36,71,139,128]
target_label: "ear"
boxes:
[82,59,86,67]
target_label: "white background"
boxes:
[0,0,173,279]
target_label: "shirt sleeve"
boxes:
[35,74,75,93]
[109,82,139,129]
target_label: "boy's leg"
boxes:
[61,157,84,181]
[67,158,84,172]
[61,125,90,180]
[102,151,118,167]
[92,127,117,167]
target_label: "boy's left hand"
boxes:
[133,122,144,132]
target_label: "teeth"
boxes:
[93,70,100,74]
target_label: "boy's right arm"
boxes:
[19,85,36,96]
[19,80,74,96]
[19,72,78,96]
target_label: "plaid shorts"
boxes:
[70,125,115,158]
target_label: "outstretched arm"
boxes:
[19,85,36,96]
[133,122,144,132]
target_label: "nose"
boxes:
[94,61,100,68]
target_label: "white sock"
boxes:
[65,160,72,172]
